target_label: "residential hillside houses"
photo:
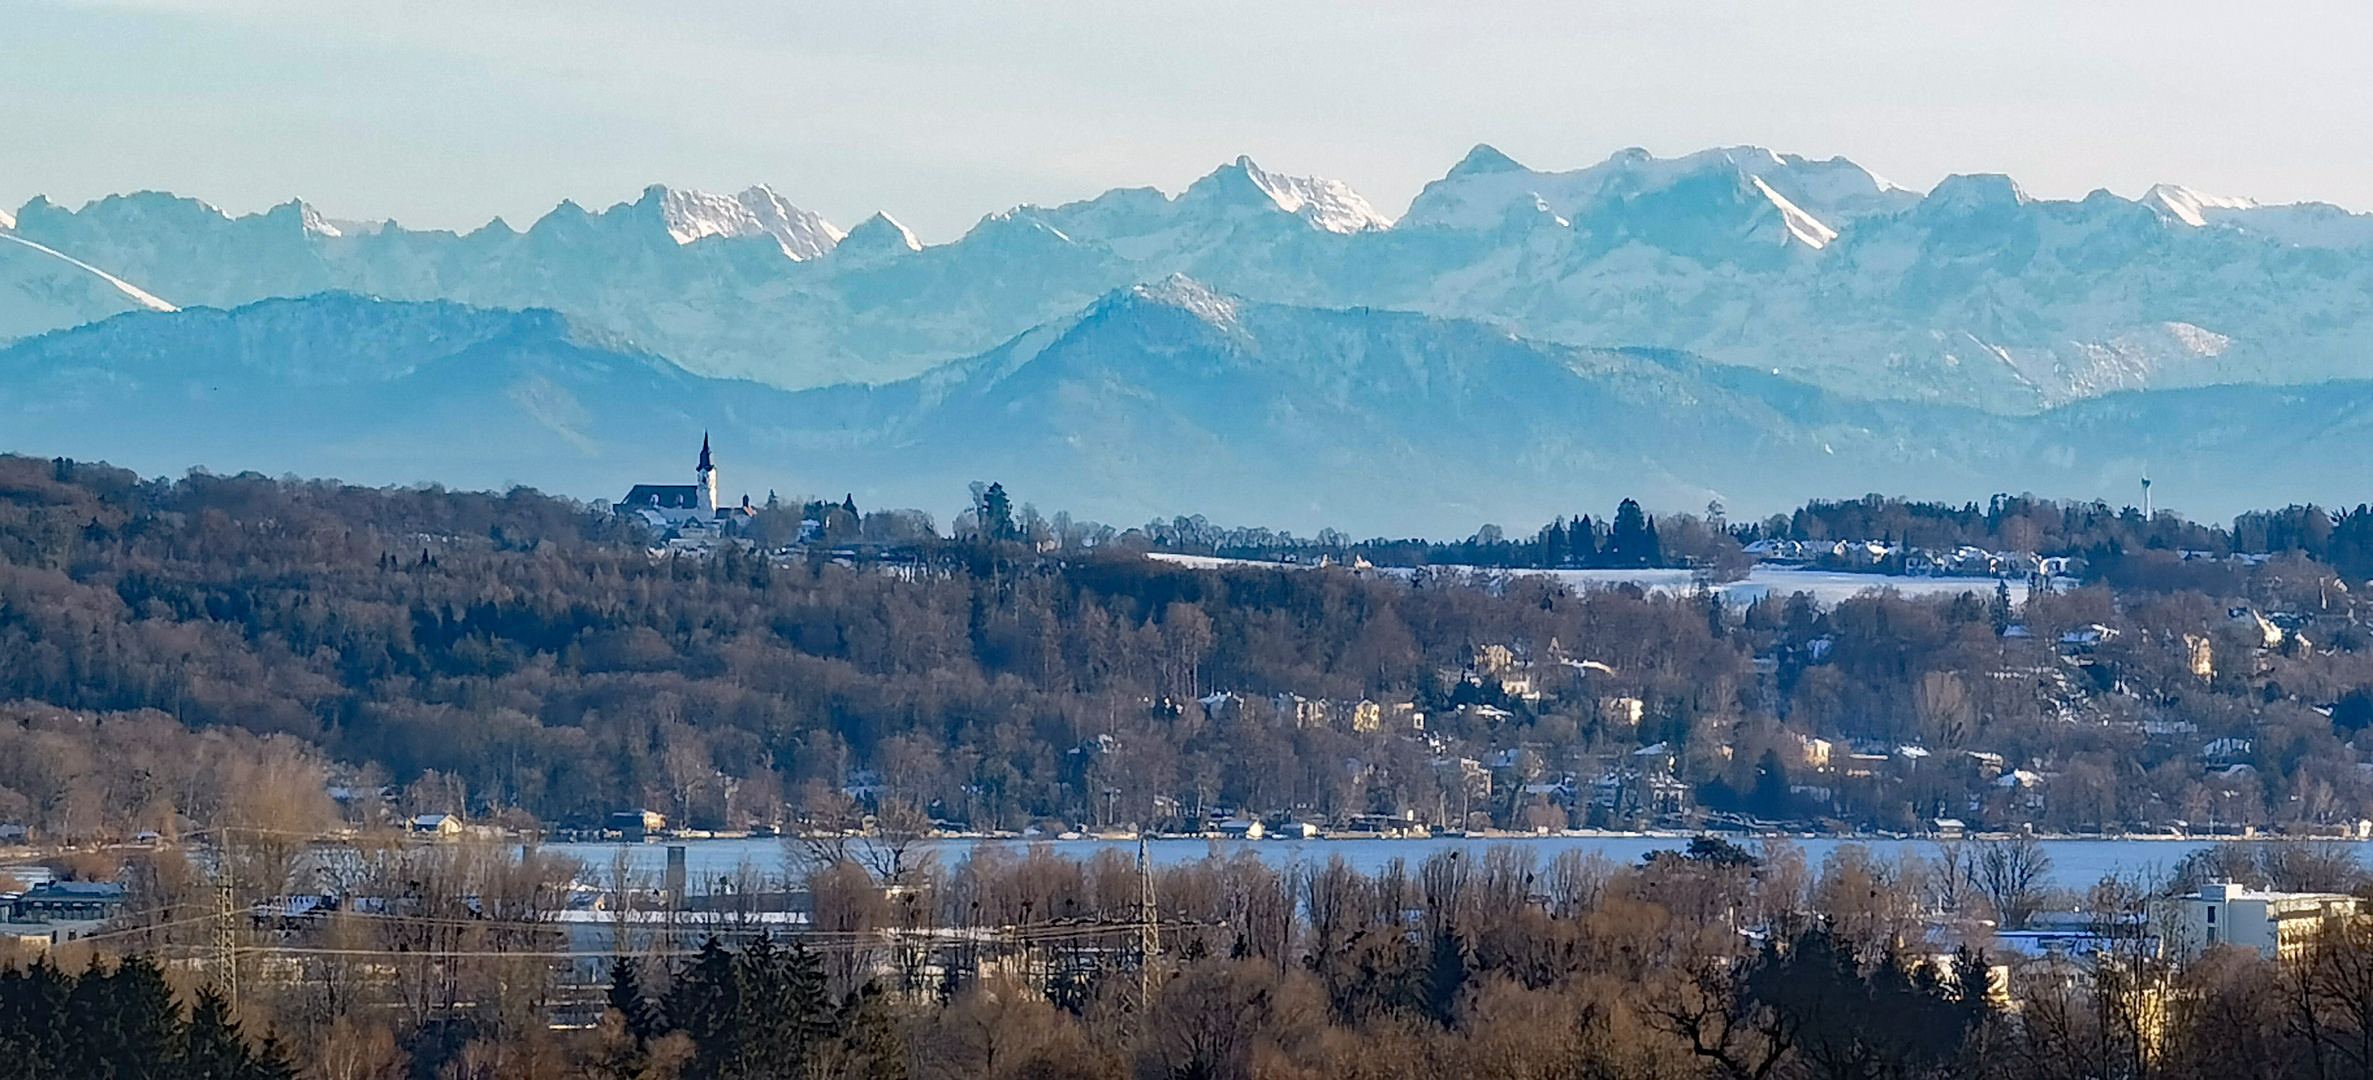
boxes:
[1743,539,2079,578]
[1197,691,1425,735]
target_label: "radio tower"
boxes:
[1136,831,1160,1017]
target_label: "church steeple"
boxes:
[695,433,718,514]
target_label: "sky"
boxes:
[8,0,2371,242]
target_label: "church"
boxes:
[620,435,755,533]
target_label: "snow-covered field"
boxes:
[1534,566,2035,607]
[1145,553,2040,607]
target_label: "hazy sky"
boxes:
[10,0,2370,242]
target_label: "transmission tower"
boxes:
[1137,831,1160,1016]
[213,863,239,1009]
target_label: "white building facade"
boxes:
[2170,882,2364,961]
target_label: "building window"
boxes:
[2206,905,2217,925]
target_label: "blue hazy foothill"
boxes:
[3,282,2371,534]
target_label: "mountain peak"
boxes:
[263,199,345,238]
[1125,274,1239,326]
[1406,143,1907,234]
[1923,174,2029,214]
[2143,183,2258,228]
[836,212,922,256]
[653,184,844,259]
[1191,157,1394,233]
[1448,144,1528,178]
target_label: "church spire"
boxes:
[695,433,718,514]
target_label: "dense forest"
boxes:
[5,454,2373,838]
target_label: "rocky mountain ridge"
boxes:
[8,146,2373,409]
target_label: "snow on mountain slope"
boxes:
[14,147,2373,407]
[656,184,843,259]
[1401,144,1911,234]
[2140,184,2373,249]
[2144,184,2257,228]
[4,192,359,324]
[1233,157,1394,233]
[1028,156,1393,248]
[1751,176,1838,248]
[0,232,176,343]
[0,234,175,313]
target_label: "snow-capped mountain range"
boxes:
[11,145,2373,412]
[7,145,2373,528]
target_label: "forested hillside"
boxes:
[6,453,2373,839]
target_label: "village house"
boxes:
[610,808,668,841]
[2169,882,2366,961]
[8,880,126,923]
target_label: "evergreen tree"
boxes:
[781,940,839,1056]
[1609,499,1655,567]
[0,962,74,1080]
[606,957,660,1045]
[1571,515,1600,566]
[664,938,743,1080]
[180,987,294,1080]
[1749,748,1793,820]
[1745,927,1983,1080]
[69,956,180,1080]
[981,483,1016,543]
[661,937,841,1080]
[730,936,806,1077]
[1538,518,1567,569]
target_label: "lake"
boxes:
[539,834,2321,894]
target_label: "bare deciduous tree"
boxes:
[1973,836,2053,930]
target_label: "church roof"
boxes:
[624,484,700,509]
